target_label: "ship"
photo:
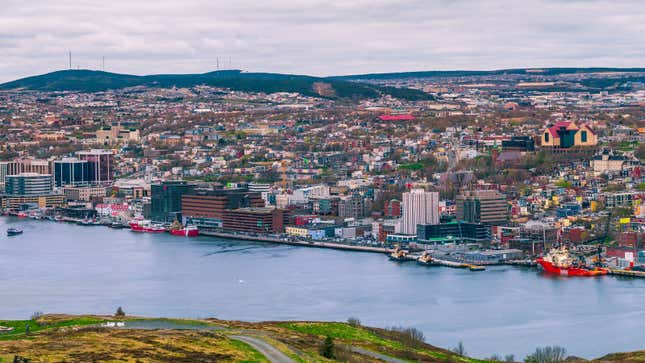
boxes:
[389,246,410,261]
[129,220,167,233]
[7,228,23,236]
[536,245,608,277]
[417,251,436,266]
[168,220,199,237]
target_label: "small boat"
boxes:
[7,228,23,236]
[417,251,436,266]
[108,222,127,229]
[389,246,410,261]
[468,265,486,271]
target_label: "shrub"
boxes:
[524,346,567,363]
[30,311,43,321]
[347,317,361,327]
[115,306,126,317]
[452,341,466,356]
[320,335,335,359]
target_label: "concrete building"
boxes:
[401,189,439,235]
[456,190,508,225]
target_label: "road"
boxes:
[231,335,295,363]
[350,346,409,363]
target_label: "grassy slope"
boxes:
[0,315,643,362]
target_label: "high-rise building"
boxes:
[54,158,89,187]
[4,173,53,196]
[77,149,114,185]
[456,190,508,225]
[0,159,50,190]
[401,189,439,235]
[181,188,264,228]
[151,181,197,222]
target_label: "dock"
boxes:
[608,269,645,278]
[200,230,392,254]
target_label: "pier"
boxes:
[608,269,645,278]
[199,230,392,254]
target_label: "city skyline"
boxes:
[1,0,644,83]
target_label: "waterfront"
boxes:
[1,217,644,359]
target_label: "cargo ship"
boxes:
[168,221,199,237]
[536,245,608,276]
[129,220,166,233]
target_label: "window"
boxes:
[544,132,550,143]
[581,131,587,142]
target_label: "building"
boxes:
[221,207,288,234]
[181,188,264,228]
[509,221,559,255]
[338,195,371,219]
[96,125,140,144]
[54,158,89,187]
[0,159,50,189]
[401,189,439,235]
[591,149,636,175]
[77,149,114,185]
[417,222,491,243]
[150,181,196,222]
[456,190,508,225]
[5,173,53,196]
[541,121,597,148]
[501,136,535,152]
[62,186,107,202]
[384,199,402,217]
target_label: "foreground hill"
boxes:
[0,315,643,363]
[0,69,432,101]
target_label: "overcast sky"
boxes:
[1,0,644,82]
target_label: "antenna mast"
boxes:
[68,51,72,69]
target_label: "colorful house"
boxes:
[541,121,597,148]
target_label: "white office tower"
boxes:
[402,189,439,235]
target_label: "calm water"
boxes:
[0,217,643,359]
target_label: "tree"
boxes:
[505,354,516,362]
[347,317,361,327]
[524,346,567,363]
[115,306,126,317]
[320,335,335,359]
[452,341,466,356]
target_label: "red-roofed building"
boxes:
[541,121,597,148]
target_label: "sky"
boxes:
[1,0,644,82]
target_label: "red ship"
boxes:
[168,221,199,237]
[129,220,167,233]
[536,245,608,277]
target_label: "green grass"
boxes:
[0,317,105,340]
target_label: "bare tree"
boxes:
[524,346,567,363]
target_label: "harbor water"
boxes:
[0,217,643,359]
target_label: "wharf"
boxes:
[608,269,645,278]
[200,230,392,254]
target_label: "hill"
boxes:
[0,69,433,101]
[1,314,644,362]
[334,67,645,80]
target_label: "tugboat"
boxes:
[168,220,199,237]
[536,245,608,277]
[7,228,23,236]
[417,251,436,266]
[389,246,410,262]
[129,220,167,233]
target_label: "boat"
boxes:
[77,219,101,226]
[389,246,410,261]
[417,251,436,266]
[108,222,127,229]
[468,265,486,271]
[7,228,23,236]
[16,212,27,218]
[129,220,167,233]
[536,245,608,277]
[168,220,199,237]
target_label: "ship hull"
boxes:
[537,258,608,276]
[169,228,199,237]
[129,223,166,233]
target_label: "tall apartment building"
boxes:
[77,149,114,185]
[401,189,439,235]
[456,190,508,225]
[54,158,89,187]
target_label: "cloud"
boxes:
[0,0,643,82]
